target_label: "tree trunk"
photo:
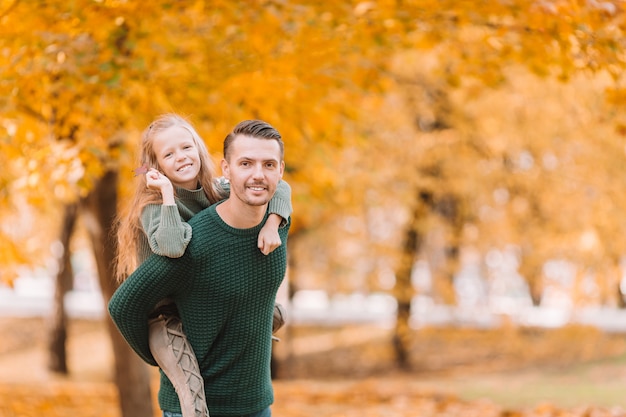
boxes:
[47,202,78,374]
[433,194,462,305]
[518,255,543,306]
[617,280,626,309]
[392,194,425,370]
[81,169,154,417]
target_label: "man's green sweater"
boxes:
[108,202,289,416]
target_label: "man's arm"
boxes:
[108,253,192,365]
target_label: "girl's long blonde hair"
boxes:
[114,113,223,282]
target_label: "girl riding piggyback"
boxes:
[115,113,291,417]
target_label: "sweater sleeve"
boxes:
[140,204,192,258]
[108,253,193,365]
[268,180,293,226]
[214,177,230,200]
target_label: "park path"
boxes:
[4,317,626,417]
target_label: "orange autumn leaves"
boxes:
[0,378,625,417]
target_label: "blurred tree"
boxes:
[0,1,157,416]
[316,0,626,366]
[48,202,77,374]
[376,66,626,363]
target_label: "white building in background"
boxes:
[3,245,626,332]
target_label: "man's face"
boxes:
[222,135,284,207]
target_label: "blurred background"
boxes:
[2,1,626,416]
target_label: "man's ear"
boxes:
[221,159,229,179]
[279,161,285,178]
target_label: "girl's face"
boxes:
[152,125,202,189]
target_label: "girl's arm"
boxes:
[216,178,293,255]
[141,168,192,258]
[141,204,192,258]
[268,179,292,226]
[258,180,292,255]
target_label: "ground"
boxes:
[2,316,626,416]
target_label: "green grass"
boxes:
[438,353,626,409]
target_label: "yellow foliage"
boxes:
[1,0,626,296]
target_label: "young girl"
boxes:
[115,113,292,417]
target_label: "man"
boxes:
[108,120,289,417]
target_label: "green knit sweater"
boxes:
[108,203,290,416]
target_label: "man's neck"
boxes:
[216,198,267,229]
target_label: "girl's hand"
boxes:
[146,168,171,190]
[146,168,175,205]
[258,214,283,255]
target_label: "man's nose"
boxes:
[252,163,264,178]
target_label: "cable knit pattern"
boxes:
[109,202,290,416]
